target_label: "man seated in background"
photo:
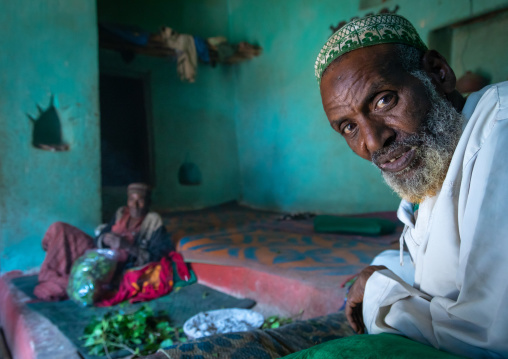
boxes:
[34,183,173,301]
[316,13,508,357]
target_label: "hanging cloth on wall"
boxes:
[193,36,210,63]
[207,36,262,65]
[160,27,198,83]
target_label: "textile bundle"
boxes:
[97,251,190,306]
[100,22,262,83]
[160,27,198,83]
[34,222,95,301]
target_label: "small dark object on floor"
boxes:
[278,212,316,221]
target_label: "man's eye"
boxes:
[375,94,394,109]
[342,123,356,135]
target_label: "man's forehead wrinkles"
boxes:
[325,100,352,113]
[329,79,369,109]
[324,90,354,111]
[340,74,390,102]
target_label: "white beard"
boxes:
[378,71,464,203]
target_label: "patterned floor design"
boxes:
[161,203,401,286]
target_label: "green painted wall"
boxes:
[98,0,508,216]
[0,1,101,272]
[451,10,508,85]
[230,0,388,214]
[4,0,508,272]
[97,0,241,212]
[229,0,508,214]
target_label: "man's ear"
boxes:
[421,50,456,95]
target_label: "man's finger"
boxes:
[352,308,363,334]
[355,311,364,334]
[355,302,365,332]
[358,312,365,332]
[345,302,358,333]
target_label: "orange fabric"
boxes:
[97,251,189,306]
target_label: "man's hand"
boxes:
[345,265,387,334]
[102,233,127,250]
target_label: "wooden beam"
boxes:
[99,28,176,59]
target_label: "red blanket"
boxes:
[34,222,95,301]
[97,252,190,306]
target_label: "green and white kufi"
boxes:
[315,14,427,84]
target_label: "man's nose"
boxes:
[361,119,395,155]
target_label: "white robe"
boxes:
[363,81,508,358]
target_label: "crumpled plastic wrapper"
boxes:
[183,308,264,339]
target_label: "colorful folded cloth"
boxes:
[97,251,191,306]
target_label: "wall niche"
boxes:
[29,96,69,151]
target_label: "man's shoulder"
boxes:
[144,211,163,225]
[146,211,162,219]
[494,80,508,96]
[495,81,508,118]
[460,82,508,145]
[468,81,508,118]
[138,212,164,239]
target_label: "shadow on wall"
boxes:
[28,96,69,152]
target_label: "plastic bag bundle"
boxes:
[67,249,118,306]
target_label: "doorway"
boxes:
[99,73,153,220]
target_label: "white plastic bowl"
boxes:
[183,308,264,339]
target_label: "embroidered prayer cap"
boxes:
[127,183,151,196]
[315,14,427,84]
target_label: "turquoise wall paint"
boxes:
[98,0,508,215]
[0,1,100,272]
[97,0,241,211]
[451,10,508,85]
[229,0,391,214]
[4,0,508,272]
[229,0,508,214]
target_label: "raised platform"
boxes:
[0,271,79,359]
[0,273,255,359]
[0,203,402,357]
[163,203,401,319]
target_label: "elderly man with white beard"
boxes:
[316,14,508,358]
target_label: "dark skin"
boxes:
[319,44,465,333]
[345,265,387,334]
[102,191,151,251]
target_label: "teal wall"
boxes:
[229,0,508,214]
[0,1,101,273]
[98,1,241,212]
[230,0,388,214]
[3,0,508,272]
[97,0,508,218]
[451,9,508,85]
